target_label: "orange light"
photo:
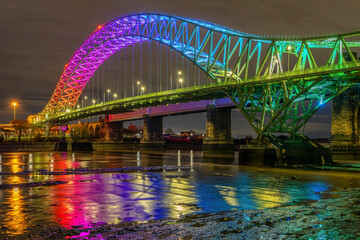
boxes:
[12,102,17,106]
[98,25,102,29]
[65,64,68,67]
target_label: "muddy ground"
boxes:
[7,188,359,239]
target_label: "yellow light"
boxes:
[178,71,182,75]
[141,87,145,91]
[12,102,17,106]
[114,94,117,98]
[107,89,110,93]
[179,78,183,83]
[287,45,292,51]
[137,81,140,85]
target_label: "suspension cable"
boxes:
[170,48,173,90]
[132,44,135,96]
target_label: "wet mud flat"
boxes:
[15,188,360,239]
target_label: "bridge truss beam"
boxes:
[30,12,360,137]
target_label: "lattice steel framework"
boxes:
[30,12,360,136]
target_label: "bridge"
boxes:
[27,12,360,155]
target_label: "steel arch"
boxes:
[32,12,360,136]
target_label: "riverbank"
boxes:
[22,188,360,239]
[0,142,59,152]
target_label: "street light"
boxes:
[107,89,110,102]
[84,96,88,107]
[92,99,96,105]
[286,45,292,72]
[113,93,117,100]
[179,78,183,88]
[178,71,183,88]
[137,81,141,95]
[12,102,17,120]
[141,86,145,95]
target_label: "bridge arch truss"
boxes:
[32,12,360,136]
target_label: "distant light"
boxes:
[66,109,70,112]
[287,45,292,51]
[178,71,182,75]
[179,78,183,83]
[141,87,145,91]
[98,25,102,29]
[65,64,68,67]
[12,102,17,106]
[114,94,117,98]
[137,81,140,85]
[84,96,88,99]
[107,89,110,93]
[77,105,80,108]
[92,100,96,104]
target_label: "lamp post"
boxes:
[178,71,182,88]
[137,81,140,95]
[286,45,292,72]
[12,102,17,120]
[84,96,88,107]
[92,99,96,105]
[141,86,145,95]
[179,78,183,88]
[107,89,110,102]
[113,93,117,100]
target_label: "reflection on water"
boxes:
[0,151,359,236]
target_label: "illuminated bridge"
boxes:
[29,12,360,144]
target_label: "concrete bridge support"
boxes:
[331,85,360,158]
[105,121,123,141]
[140,114,165,149]
[203,105,234,162]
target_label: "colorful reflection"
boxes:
[0,151,358,238]
[3,172,29,236]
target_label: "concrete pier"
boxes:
[331,85,360,160]
[140,114,165,149]
[105,121,123,141]
[203,105,234,163]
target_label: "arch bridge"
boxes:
[29,12,360,140]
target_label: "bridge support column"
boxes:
[203,105,234,163]
[331,86,360,159]
[105,121,123,141]
[140,115,165,149]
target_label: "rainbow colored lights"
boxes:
[30,12,360,136]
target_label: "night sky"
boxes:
[1,0,359,137]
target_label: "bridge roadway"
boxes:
[108,98,235,122]
[32,62,360,125]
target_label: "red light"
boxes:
[97,25,102,29]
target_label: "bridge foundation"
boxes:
[203,105,234,163]
[105,121,123,142]
[331,85,360,159]
[330,86,360,160]
[140,115,165,149]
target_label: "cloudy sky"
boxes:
[0,0,359,137]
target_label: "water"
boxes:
[0,150,360,237]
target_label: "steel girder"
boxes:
[30,12,360,136]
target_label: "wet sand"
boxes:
[20,188,360,239]
[1,151,360,239]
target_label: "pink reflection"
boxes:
[51,175,90,229]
